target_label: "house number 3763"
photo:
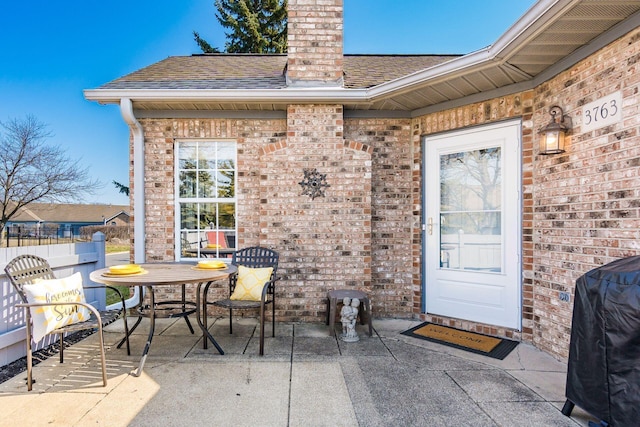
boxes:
[582,91,622,132]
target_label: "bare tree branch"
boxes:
[0,115,103,235]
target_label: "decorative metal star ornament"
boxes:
[299,168,330,200]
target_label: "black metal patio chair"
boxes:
[202,246,279,355]
[4,254,131,390]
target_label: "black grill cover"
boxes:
[566,255,640,427]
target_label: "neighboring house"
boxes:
[6,203,129,238]
[84,0,640,361]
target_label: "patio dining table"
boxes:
[90,262,237,376]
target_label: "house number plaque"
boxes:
[581,91,622,132]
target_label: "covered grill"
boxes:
[562,256,640,426]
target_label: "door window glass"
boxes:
[439,147,502,272]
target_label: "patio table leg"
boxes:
[196,281,224,355]
[117,285,145,349]
[133,285,156,377]
[117,316,142,348]
[181,283,195,334]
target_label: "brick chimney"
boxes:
[286,0,344,87]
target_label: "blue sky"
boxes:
[0,0,535,205]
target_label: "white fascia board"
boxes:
[84,88,370,105]
[366,48,494,98]
[367,0,572,98]
[489,0,578,59]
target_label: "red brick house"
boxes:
[85,0,640,360]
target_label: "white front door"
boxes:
[424,120,521,329]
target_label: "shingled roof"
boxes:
[86,1,640,113]
[99,54,460,91]
[10,203,129,223]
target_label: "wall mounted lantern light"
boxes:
[539,105,568,155]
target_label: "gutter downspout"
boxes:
[118,97,145,308]
[120,98,145,263]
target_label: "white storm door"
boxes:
[424,120,521,329]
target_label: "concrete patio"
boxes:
[0,317,598,426]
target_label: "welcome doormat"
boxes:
[401,322,519,360]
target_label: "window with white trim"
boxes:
[176,140,236,259]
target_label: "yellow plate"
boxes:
[109,264,142,275]
[192,266,227,271]
[207,244,221,249]
[197,261,227,269]
[102,269,148,277]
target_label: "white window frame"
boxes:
[174,139,237,260]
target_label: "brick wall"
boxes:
[530,27,640,358]
[343,118,416,318]
[137,116,424,322]
[413,26,640,359]
[287,0,343,86]
[137,112,375,321]
[263,104,372,321]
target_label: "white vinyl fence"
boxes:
[0,232,107,367]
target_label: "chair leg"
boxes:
[229,308,233,334]
[59,333,64,363]
[202,282,210,350]
[271,296,276,337]
[259,302,265,356]
[26,313,33,391]
[97,324,107,387]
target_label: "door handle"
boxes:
[428,217,433,235]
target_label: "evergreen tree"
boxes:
[113,180,130,196]
[194,0,287,53]
[194,31,221,53]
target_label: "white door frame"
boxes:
[422,120,522,329]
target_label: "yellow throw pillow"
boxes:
[22,272,91,342]
[230,265,274,301]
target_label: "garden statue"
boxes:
[341,298,360,342]
[340,297,352,337]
